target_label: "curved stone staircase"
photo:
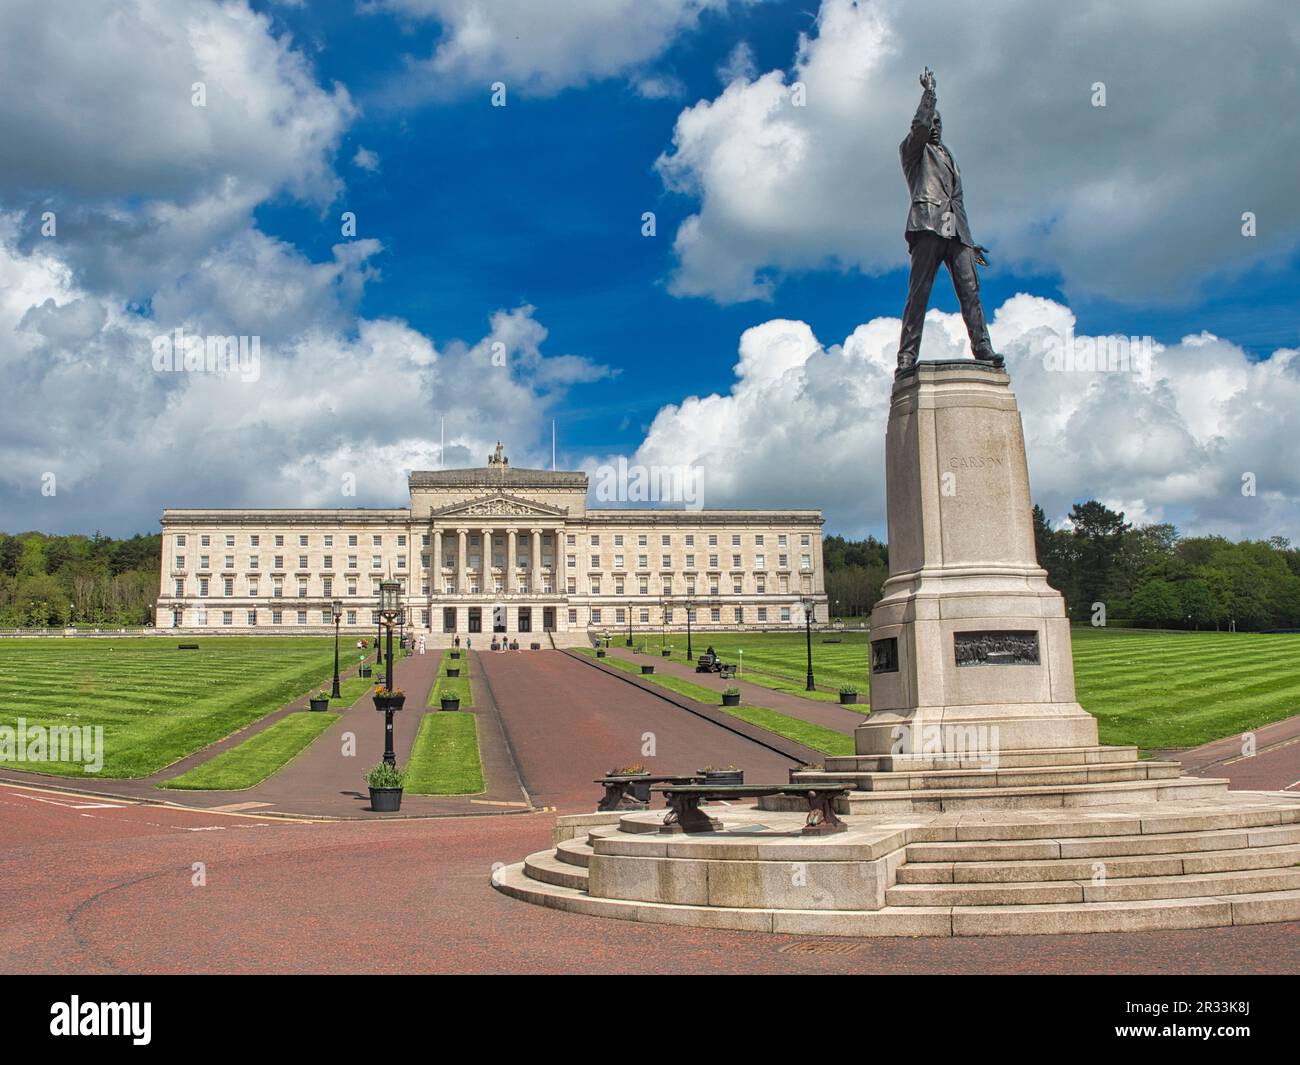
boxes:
[494,749,1300,936]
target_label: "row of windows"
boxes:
[174,605,796,627]
[174,530,815,551]
[175,572,809,598]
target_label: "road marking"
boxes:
[207,801,273,812]
[26,795,130,810]
[468,799,530,807]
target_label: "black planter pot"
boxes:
[839,692,859,705]
[373,693,406,713]
[596,650,606,658]
[722,693,740,707]
[359,666,372,678]
[662,649,671,657]
[641,665,655,675]
[446,668,460,678]
[701,769,743,787]
[530,642,541,650]
[369,786,403,812]
[450,651,460,659]
[308,697,329,712]
[440,697,460,711]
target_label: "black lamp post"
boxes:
[330,598,343,698]
[626,599,633,646]
[684,593,695,661]
[378,579,402,766]
[798,593,816,691]
[375,607,383,668]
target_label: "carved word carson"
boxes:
[945,455,1005,470]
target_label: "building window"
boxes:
[801,554,812,570]
[639,608,649,623]
[297,535,306,547]
[176,555,186,570]
[638,534,647,547]
[755,535,764,546]
[567,578,576,594]
[297,610,307,625]
[685,534,694,546]
[615,608,625,623]
[347,610,357,625]
[661,555,670,568]
[298,581,308,597]
[222,610,233,626]
[174,579,184,596]
[708,555,718,568]
[348,534,357,547]
[250,535,259,547]
[200,555,210,569]
[613,535,623,546]
[272,610,282,625]
[779,534,788,547]
[756,578,765,594]
[200,534,210,547]
[637,555,648,569]
[298,555,308,569]
[372,555,381,569]
[176,534,187,547]
[734,606,744,623]
[639,580,649,595]
[755,554,765,569]
[348,555,357,569]
[591,577,602,594]
[661,534,670,546]
[591,608,602,624]
[322,578,332,597]
[323,555,333,569]
[275,535,284,547]
[758,607,767,622]
[373,535,382,546]
[198,578,209,597]
[397,535,406,547]
[710,607,721,622]
[249,581,258,597]
[708,534,717,547]
[801,533,811,546]
[614,554,624,569]
[568,608,578,624]
[249,556,259,570]
[397,555,407,570]
[324,535,333,547]
[247,609,257,625]
[732,579,742,594]
[781,607,791,622]
[223,578,234,597]
[347,579,357,596]
[779,554,788,568]
[732,554,741,567]
[568,555,577,569]
[731,534,740,546]
[274,555,284,569]
[273,579,283,598]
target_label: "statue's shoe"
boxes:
[975,351,1005,368]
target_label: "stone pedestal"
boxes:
[858,361,1098,756]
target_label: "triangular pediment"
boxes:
[431,492,567,518]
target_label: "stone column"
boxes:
[506,529,518,593]
[531,527,542,585]
[858,361,1097,756]
[482,528,495,592]
[432,528,443,594]
[456,528,468,594]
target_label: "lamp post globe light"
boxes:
[798,593,817,691]
[330,598,343,698]
[374,579,404,767]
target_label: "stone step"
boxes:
[793,761,1182,792]
[493,861,1300,936]
[523,849,590,891]
[896,841,1300,884]
[905,823,1300,863]
[824,745,1141,773]
[555,838,594,869]
[888,867,1300,907]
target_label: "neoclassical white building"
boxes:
[156,446,826,645]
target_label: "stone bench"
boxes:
[651,783,853,835]
[595,774,702,811]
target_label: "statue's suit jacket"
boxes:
[899,87,974,248]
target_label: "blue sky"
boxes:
[1,0,1297,540]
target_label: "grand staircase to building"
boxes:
[494,747,1300,936]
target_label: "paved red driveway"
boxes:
[477,649,797,810]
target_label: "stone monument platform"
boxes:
[492,361,1300,935]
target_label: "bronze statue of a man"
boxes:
[896,68,1003,372]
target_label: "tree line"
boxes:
[824,501,1300,631]
[0,531,161,627]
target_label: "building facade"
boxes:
[155,446,826,644]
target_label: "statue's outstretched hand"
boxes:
[919,67,936,94]
[974,245,990,268]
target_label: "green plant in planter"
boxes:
[373,686,404,698]
[366,763,407,789]
[700,764,738,773]
[315,690,329,700]
[840,686,858,696]
[610,764,647,776]
[723,687,741,697]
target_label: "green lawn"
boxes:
[0,637,348,777]
[577,648,853,756]
[427,651,475,708]
[160,711,339,790]
[405,711,484,794]
[631,631,869,703]
[1069,628,1300,748]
